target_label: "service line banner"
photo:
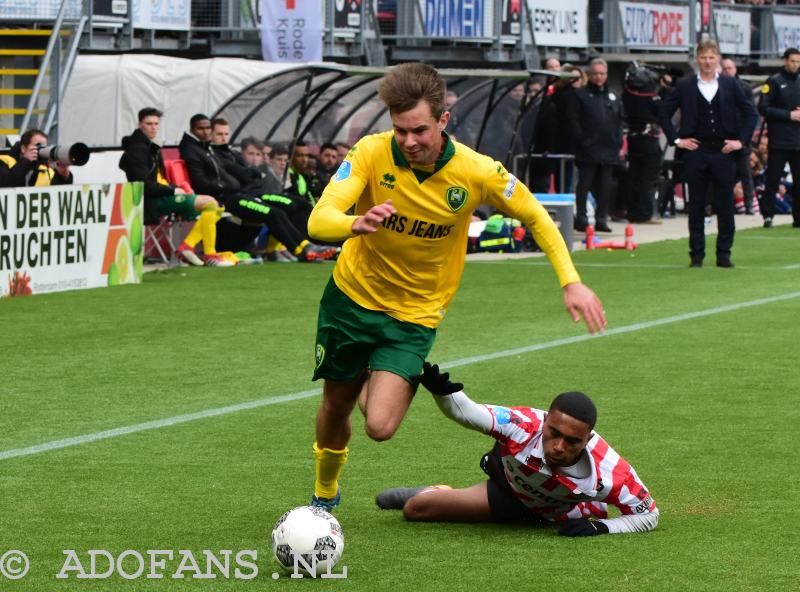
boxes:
[618,1,689,48]
[773,13,800,55]
[131,0,191,31]
[714,8,751,56]
[528,0,588,48]
[424,0,486,37]
[261,0,323,62]
[0,183,144,298]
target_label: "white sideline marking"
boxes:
[472,260,800,271]
[3,290,800,462]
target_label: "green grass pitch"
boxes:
[1,225,799,591]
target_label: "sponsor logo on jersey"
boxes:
[503,174,518,200]
[315,344,325,369]
[333,161,351,182]
[380,172,396,189]
[496,164,507,179]
[492,406,512,424]
[381,214,454,239]
[635,494,653,513]
[446,186,468,212]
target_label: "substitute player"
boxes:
[306,62,606,510]
[376,363,659,536]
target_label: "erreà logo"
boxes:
[445,186,468,212]
[380,172,396,189]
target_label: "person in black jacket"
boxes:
[721,58,757,216]
[659,40,758,268]
[0,128,73,188]
[181,116,335,262]
[118,108,230,267]
[567,58,624,232]
[758,47,800,229]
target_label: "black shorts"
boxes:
[480,443,544,524]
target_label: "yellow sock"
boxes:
[265,236,285,254]
[313,442,348,499]
[183,222,203,248]
[198,208,217,255]
[293,240,310,256]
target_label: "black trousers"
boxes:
[683,149,737,259]
[627,135,663,221]
[762,148,800,221]
[222,195,304,252]
[575,162,612,226]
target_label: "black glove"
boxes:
[414,362,463,396]
[558,518,609,537]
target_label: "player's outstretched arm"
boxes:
[350,199,396,234]
[415,362,493,434]
[563,282,607,334]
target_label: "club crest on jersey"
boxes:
[315,344,325,368]
[445,186,468,212]
[333,161,351,182]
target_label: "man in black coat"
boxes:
[758,47,800,229]
[721,58,757,216]
[567,58,624,232]
[659,40,757,268]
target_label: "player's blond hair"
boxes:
[378,62,447,119]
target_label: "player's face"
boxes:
[785,53,800,74]
[319,148,338,169]
[139,116,160,140]
[542,410,592,469]
[242,145,263,166]
[696,50,720,77]
[192,119,212,142]
[211,124,230,146]
[391,100,450,166]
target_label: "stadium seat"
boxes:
[164,159,194,193]
[143,159,193,265]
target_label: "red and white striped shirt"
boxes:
[434,392,659,533]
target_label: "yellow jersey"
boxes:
[308,131,580,328]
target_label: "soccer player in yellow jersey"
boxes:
[306,63,606,510]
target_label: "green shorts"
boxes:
[313,278,436,383]
[156,193,198,220]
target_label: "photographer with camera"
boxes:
[0,129,75,188]
[623,63,664,224]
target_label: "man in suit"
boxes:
[659,40,757,268]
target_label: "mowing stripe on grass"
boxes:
[2,290,799,462]
[473,260,800,270]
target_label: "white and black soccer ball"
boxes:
[271,506,344,574]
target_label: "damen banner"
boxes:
[260,0,323,62]
[0,182,144,298]
[618,1,689,48]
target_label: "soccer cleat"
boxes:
[375,485,452,510]
[763,217,773,228]
[203,253,235,267]
[297,244,326,263]
[311,489,341,512]
[175,242,203,266]
[265,249,297,263]
[311,244,339,260]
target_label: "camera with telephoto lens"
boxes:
[35,142,90,166]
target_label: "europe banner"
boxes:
[260,0,323,63]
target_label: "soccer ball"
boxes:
[271,506,345,575]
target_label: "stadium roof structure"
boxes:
[215,63,578,170]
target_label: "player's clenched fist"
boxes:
[351,199,396,234]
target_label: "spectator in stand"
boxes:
[118,108,229,267]
[659,40,758,268]
[567,58,624,232]
[758,47,800,229]
[545,57,561,72]
[721,58,757,215]
[0,128,73,187]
